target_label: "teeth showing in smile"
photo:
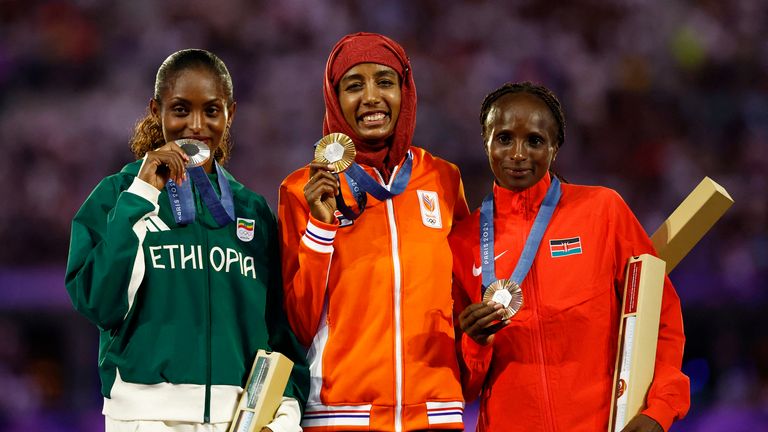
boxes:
[362,113,386,122]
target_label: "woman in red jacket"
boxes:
[451,82,690,431]
[278,33,469,431]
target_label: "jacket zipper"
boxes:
[198,193,212,423]
[531,265,556,431]
[376,168,404,432]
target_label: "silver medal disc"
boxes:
[176,139,210,167]
[323,142,345,163]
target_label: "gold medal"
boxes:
[176,139,210,167]
[482,279,523,320]
[314,133,356,173]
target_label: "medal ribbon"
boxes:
[335,151,413,220]
[165,162,235,227]
[334,173,367,221]
[480,177,561,295]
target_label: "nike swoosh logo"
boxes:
[472,250,508,277]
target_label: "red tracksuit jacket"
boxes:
[450,174,690,431]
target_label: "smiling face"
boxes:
[338,63,401,142]
[484,92,559,191]
[150,67,235,171]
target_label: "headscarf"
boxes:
[322,32,417,178]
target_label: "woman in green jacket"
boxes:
[65,49,307,432]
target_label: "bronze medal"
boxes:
[482,279,523,320]
[176,139,210,168]
[314,133,356,173]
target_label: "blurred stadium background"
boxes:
[1,0,766,430]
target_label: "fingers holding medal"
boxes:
[459,300,511,346]
[304,133,355,224]
[139,140,189,190]
[314,133,355,173]
[459,279,521,345]
[482,279,523,320]
[138,139,210,190]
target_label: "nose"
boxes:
[188,111,203,133]
[362,84,381,105]
[511,140,527,161]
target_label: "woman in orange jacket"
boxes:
[278,33,469,431]
[451,82,690,431]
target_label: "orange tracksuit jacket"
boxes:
[450,174,690,432]
[278,147,470,431]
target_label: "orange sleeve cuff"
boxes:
[308,213,339,230]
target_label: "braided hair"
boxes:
[479,81,565,148]
[129,49,234,164]
[479,81,567,182]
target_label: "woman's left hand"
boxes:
[620,414,663,432]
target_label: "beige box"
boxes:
[608,177,733,431]
[651,176,733,272]
[608,254,666,431]
[229,350,294,432]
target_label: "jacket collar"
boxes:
[493,172,552,219]
[121,159,243,194]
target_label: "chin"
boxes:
[500,179,535,191]
[359,131,393,142]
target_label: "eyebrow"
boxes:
[167,96,224,105]
[341,69,398,83]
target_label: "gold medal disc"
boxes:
[482,279,523,320]
[176,139,211,167]
[314,133,356,173]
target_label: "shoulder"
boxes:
[559,182,637,225]
[410,147,462,182]
[74,162,142,220]
[412,147,459,171]
[561,182,626,207]
[221,168,274,218]
[118,159,143,176]
[279,165,310,195]
[89,161,143,197]
[234,184,271,214]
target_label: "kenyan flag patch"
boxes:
[236,218,255,242]
[549,237,582,257]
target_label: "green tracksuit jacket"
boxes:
[65,160,308,423]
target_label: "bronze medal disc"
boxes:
[314,133,356,173]
[482,279,523,320]
[176,139,211,168]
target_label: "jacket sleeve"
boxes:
[453,174,470,224]
[277,175,337,347]
[450,223,493,402]
[610,192,691,431]
[65,176,160,330]
[262,205,309,415]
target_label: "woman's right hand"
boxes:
[137,141,189,190]
[303,162,339,224]
[459,302,510,346]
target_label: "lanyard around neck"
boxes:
[165,162,235,227]
[335,152,413,221]
[479,177,562,294]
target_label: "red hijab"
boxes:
[323,32,417,178]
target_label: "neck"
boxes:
[202,159,215,174]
